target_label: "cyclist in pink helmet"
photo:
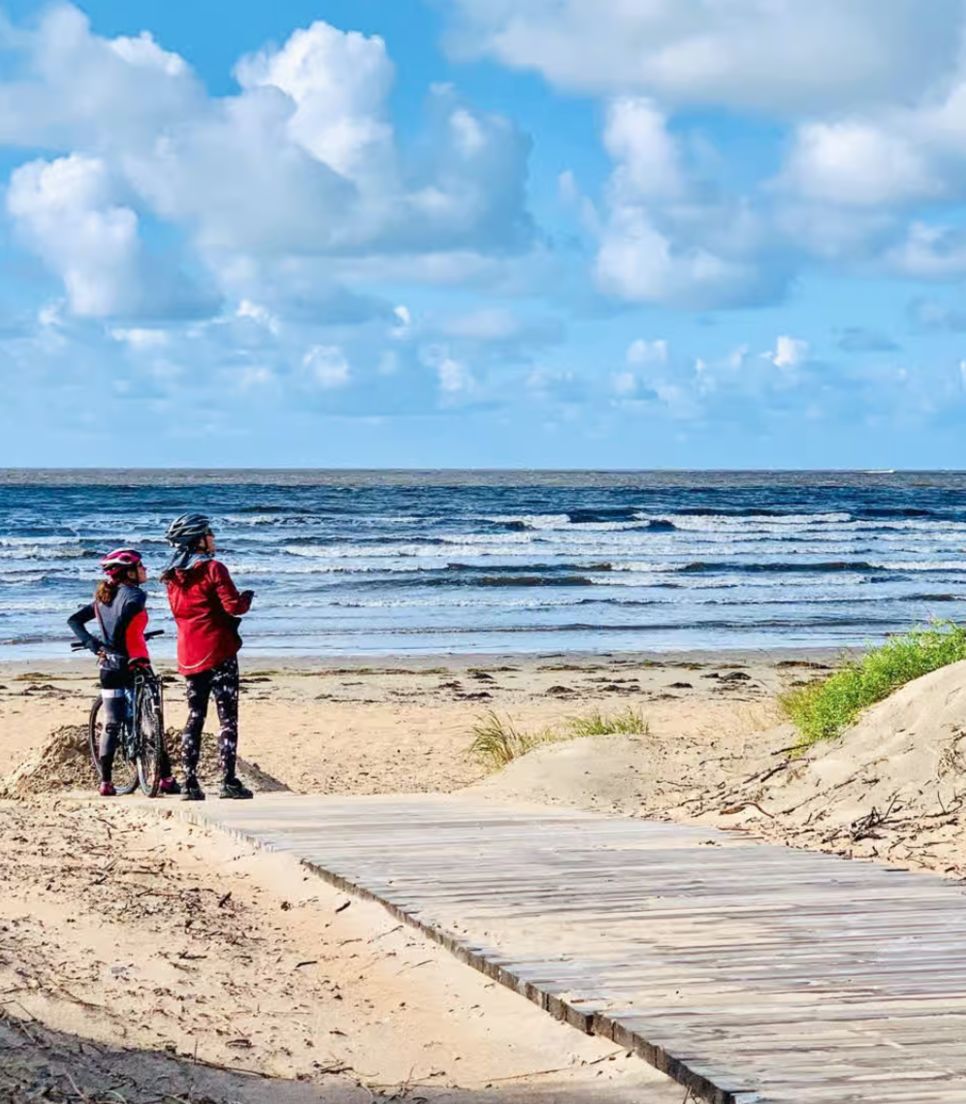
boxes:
[68,548,179,796]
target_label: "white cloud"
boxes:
[611,370,637,396]
[302,345,351,389]
[780,121,937,207]
[237,364,276,390]
[595,205,773,309]
[420,343,478,401]
[883,222,966,280]
[0,5,535,321]
[445,1,960,116]
[234,21,395,186]
[37,301,64,329]
[110,327,169,350]
[237,299,280,335]
[108,30,188,77]
[603,98,683,202]
[768,335,810,370]
[8,155,142,318]
[7,152,217,319]
[626,339,669,366]
[436,354,474,394]
[590,96,786,309]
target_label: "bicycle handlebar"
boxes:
[69,629,165,652]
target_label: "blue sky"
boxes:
[4,1,966,468]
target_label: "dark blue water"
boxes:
[3,469,966,659]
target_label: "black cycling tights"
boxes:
[181,656,240,782]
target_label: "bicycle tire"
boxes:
[135,674,165,797]
[87,695,102,779]
[88,693,139,795]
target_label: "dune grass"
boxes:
[566,706,649,738]
[468,711,548,768]
[469,706,649,769]
[782,621,966,747]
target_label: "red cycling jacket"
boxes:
[165,559,252,676]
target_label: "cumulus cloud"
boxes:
[0,4,536,321]
[7,153,214,319]
[301,345,351,389]
[589,97,789,309]
[626,339,669,366]
[780,122,937,208]
[774,59,966,273]
[445,0,960,116]
[768,336,810,370]
[454,2,966,306]
[110,327,170,350]
[603,98,684,203]
[234,21,395,186]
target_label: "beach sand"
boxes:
[0,648,810,793]
[14,645,957,1100]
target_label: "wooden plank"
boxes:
[168,793,966,1104]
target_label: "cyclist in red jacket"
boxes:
[162,513,254,802]
[68,549,179,797]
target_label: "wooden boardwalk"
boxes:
[176,793,966,1103]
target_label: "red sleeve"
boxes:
[125,608,149,661]
[210,561,252,617]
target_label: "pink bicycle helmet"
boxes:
[101,548,143,576]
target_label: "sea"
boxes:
[2,469,966,661]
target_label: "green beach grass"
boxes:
[469,706,649,769]
[782,621,966,747]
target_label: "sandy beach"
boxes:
[4,645,964,1099]
[0,648,799,1101]
[0,648,809,791]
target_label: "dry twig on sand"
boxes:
[849,795,901,841]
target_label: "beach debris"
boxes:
[849,795,901,841]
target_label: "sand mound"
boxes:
[469,720,795,817]
[471,661,966,875]
[732,659,966,831]
[0,724,288,798]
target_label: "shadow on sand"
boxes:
[0,1007,683,1104]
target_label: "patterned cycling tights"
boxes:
[181,656,240,781]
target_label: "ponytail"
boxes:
[95,578,118,605]
[95,565,139,604]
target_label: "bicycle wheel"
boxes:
[135,674,165,797]
[88,693,139,794]
[87,695,102,780]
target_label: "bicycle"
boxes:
[71,629,168,797]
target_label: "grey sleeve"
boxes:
[68,603,102,654]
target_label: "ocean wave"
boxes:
[566,507,642,524]
[680,559,888,574]
[486,514,571,530]
[675,508,853,521]
[478,574,595,587]
[0,543,98,560]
